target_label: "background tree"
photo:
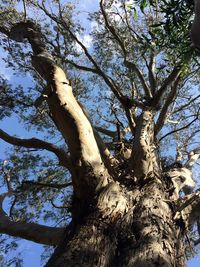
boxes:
[0,0,200,266]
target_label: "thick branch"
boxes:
[95,126,117,139]
[0,129,71,170]
[130,111,160,178]
[100,0,126,55]
[124,60,152,99]
[21,180,72,189]
[36,2,140,137]
[175,191,200,228]
[155,75,181,135]
[9,21,111,200]
[0,194,64,245]
[152,66,181,106]
[78,102,118,174]
[148,52,157,94]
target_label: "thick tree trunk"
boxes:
[46,176,186,267]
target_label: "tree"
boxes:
[0,0,200,266]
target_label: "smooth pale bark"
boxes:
[8,22,111,205]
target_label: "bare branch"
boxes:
[0,193,64,245]
[64,59,98,74]
[8,21,111,200]
[159,109,200,142]
[173,94,200,114]
[37,3,124,102]
[0,129,72,170]
[22,0,27,21]
[95,126,117,139]
[99,6,151,100]
[155,75,181,135]
[124,59,152,99]
[50,199,69,209]
[21,180,72,189]
[152,66,181,106]
[100,0,126,55]
[147,52,157,94]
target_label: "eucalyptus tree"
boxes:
[0,0,200,266]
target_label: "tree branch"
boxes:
[152,66,181,106]
[36,2,140,137]
[172,94,200,114]
[159,109,200,142]
[175,191,200,228]
[37,3,124,102]
[0,193,64,245]
[8,21,111,201]
[95,126,117,139]
[64,59,98,74]
[0,129,72,171]
[100,0,152,99]
[100,0,126,55]
[21,180,72,189]
[124,60,152,99]
[155,75,181,135]
[147,52,157,94]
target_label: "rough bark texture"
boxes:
[46,177,187,267]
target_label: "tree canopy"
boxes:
[0,0,200,266]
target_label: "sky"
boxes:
[0,0,200,266]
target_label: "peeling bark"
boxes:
[114,181,186,267]
[46,181,129,267]
[131,110,160,179]
[46,179,187,267]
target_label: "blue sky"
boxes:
[0,0,200,266]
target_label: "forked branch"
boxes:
[0,193,64,245]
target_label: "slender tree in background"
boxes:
[0,0,200,266]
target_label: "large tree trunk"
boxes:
[46,175,186,267]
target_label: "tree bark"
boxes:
[46,177,187,267]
